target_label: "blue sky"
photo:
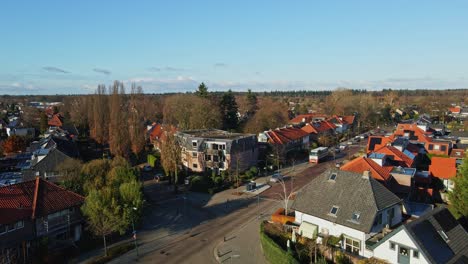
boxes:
[0,1,467,94]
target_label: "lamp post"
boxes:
[130,207,139,258]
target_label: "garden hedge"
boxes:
[260,222,299,264]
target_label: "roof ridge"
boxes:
[31,177,40,219]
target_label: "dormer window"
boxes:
[192,141,197,148]
[329,206,339,216]
[352,212,360,222]
[329,173,337,181]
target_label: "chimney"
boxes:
[362,170,371,180]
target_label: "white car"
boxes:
[270,173,283,183]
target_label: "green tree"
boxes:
[195,82,209,98]
[220,89,239,131]
[449,155,468,219]
[120,180,144,223]
[81,159,111,193]
[246,89,258,115]
[40,112,48,133]
[81,187,127,257]
[57,159,84,194]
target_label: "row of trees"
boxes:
[163,83,290,134]
[63,82,155,158]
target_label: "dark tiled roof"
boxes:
[292,169,401,233]
[406,207,468,264]
[0,178,84,224]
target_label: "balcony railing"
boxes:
[36,213,81,236]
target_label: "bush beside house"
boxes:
[260,222,299,264]
[271,208,295,225]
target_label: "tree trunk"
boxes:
[174,164,178,194]
[103,235,108,257]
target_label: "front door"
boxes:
[398,245,410,264]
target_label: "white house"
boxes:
[292,170,403,258]
[368,207,468,264]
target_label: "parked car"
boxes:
[335,161,342,168]
[339,145,348,150]
[270,172,283,183]
[143,165,152,172]
[347,141,353,145]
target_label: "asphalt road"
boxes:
[109,145,362,264]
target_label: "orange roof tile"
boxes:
[341,157,393,182]
[289,114,328,124]
[449,107,461,114]
[342,115,355,125]
[266,127,309,144]
[366,136,392,153]
[373,145,415,167]
[429,157,457,179]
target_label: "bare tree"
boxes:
[160,132,182,192]
[108,81,130,157]
[90,85,109,146]
[128,84,146,156]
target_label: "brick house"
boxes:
[0,178,85,263]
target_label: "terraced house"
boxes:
[177,129,258,174]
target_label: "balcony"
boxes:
[36,212,82,236]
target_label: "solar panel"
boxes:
[369,137,382,151]
[403,149,416,159]
[433,209,458,232]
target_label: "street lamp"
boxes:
[130,206,139,258]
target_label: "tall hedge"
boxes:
[260,222,299,264]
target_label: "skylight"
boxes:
[438,230,450,242]
[330,206,339,216]
[352,212,360,222]
[329,173,337,181]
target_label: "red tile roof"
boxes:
[301,123,318,134]
[342,115,356,125]
[393,123,432,143]
[289,114,328,124]
[300,120,337,135]
[149,124,163,141]
[373,145,415,167]
[341,157,393,182]
[0,178,84,224]
[366,136,393,153]
[429,157,457,179]
[266,127,309,144]
[449,107,461,114]
[48,114,64,127]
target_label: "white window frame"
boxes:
[344,236,361,255]
[329,206,339,216]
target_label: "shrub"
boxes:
[260,222,299,264]
[249,166,259,176]
[336,251,353,264]
[88,242,134,264]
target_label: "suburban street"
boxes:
[105,144,362,264]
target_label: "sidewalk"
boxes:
[74,175,273,264]
[214,203,278,264]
